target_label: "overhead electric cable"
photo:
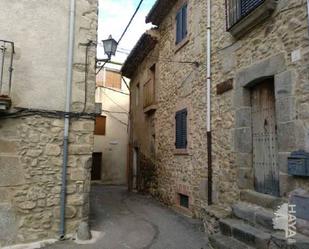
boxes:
[96,0,144,75]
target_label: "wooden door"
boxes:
[91,152,102,181]
[251,80,279,196]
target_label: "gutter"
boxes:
[60,0,76,239]
[206,0,213,205]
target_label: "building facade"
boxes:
[123,0,209,216]
[94,67,129,185]
[0,0,97,246]
[123,0,309,247]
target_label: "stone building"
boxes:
[93,66,129,185]
[123,0,309,247]
[209,0,309,247]
[122,0,209,216]
[0,0,97,247]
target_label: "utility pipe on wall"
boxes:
[60,0,76,239]
[307,0,309,35]
[206,0,213,205]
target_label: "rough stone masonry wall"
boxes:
[151,0,210,217]
[0,0,97,247]
[211,0,309,208]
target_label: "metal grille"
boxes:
[225,0,265,30]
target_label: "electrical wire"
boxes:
[117,0,144,45]
[96,0,144,75]
[145,55,201,66]
[102,109,129,115]
[105,111,128,127]
[102,91,128,113]
[97,85,130,95]
[82,42,91,114]
[0,107,96,120]
[122,76,130,92]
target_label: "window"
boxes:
[94,116,106,135]
[105,70,122,89]
[175,109,187,149]
[226,0,265,30]
[176,4,188,44]
[143,64,156,108]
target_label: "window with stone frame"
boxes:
[176,3,188,44]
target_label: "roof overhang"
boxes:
[145,0,177,26]
[121,33,158,79]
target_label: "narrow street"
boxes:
[43,184,208,249]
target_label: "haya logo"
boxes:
[273,203,297,244]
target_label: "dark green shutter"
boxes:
[175,109,187,149]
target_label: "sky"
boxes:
[98,0,156,64]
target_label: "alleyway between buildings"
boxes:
[43,184,208,249]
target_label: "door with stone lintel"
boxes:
[251,80,279,196]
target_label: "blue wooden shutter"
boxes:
[175,109,188,149]
[176,10,182,44]
[182,4,187,39]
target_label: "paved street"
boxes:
[43,184,208,249]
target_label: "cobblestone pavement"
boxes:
[43,184,208,249]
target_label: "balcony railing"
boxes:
[0,40,14,98]
[143,79,155,109]
[226,0,265,30]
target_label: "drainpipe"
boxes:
[60,0,76,239]
[307,0,309,35]
[206,0,213,205]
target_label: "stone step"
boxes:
[232,202,274,230]
[270,231,309,249]
[219,218,271,249]
[240,190,285,210]
[209,234,254,249]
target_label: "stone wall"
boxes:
[211,0,309,207]
[0,118,94,246]
[0,0,97,246]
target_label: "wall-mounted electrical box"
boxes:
[288,150,309,176]
[0,39,14,112]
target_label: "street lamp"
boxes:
[102,35,118,60]
[96,35,118,74]
[94,35,118,110]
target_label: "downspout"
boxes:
[206,0,213,205]
[307,0,309,35]
[60,0,76,239]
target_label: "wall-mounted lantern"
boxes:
[102,35,118,60]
